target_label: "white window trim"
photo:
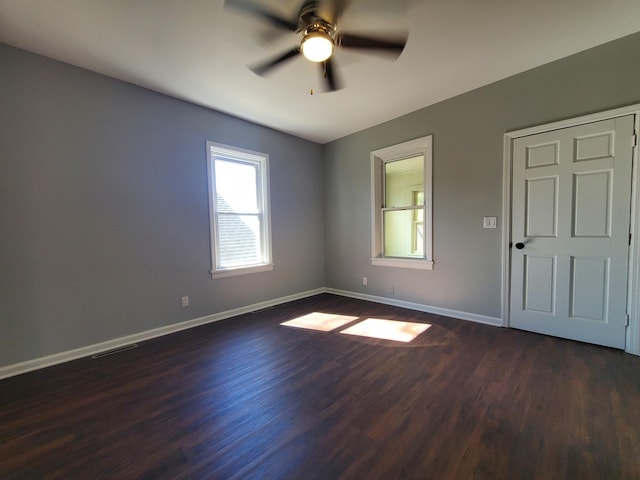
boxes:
[370,135,434,270]
[206,141,273,279]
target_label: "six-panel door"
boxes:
[510,115,634,348]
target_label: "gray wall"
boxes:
[324,32,640,318]
[0,43,325,367]
[2,32,640,369]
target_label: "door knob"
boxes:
[515,242,525,249]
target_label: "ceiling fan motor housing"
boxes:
[298,0,328,29]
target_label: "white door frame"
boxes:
[501,104,640,355]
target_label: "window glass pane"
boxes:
[217,214,262,268]
[412,191,424,255]
[215,159,258,213]
[384,155,424,208]
[384,208,424,258]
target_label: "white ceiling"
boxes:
[1,0,639,144]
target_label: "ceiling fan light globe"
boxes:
[301,33,334,62]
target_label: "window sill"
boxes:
[210,263,274,279]
[370,257,434,270]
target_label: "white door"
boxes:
[510,115,635,348]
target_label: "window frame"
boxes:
[370,135,434,270]
[206,141,273,279]
[411,189,424,255]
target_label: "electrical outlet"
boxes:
[181,296,190,307]
[389,285,395,294]
[362,276,368,286]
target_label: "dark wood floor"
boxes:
[1,294,640,479]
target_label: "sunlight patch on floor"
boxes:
[340,318,431,343]
[281,312,359,332]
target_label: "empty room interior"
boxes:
[1,0,640,478]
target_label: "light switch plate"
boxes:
[483,216,497,229]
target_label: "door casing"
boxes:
[502,104,640,354]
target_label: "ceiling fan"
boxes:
[225,0,408,91]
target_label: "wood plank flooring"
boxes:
[1,293,640,479]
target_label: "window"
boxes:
[371,136,433,269]
[206,141,272,278]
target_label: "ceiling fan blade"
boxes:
[321,59,342,91]
[250,47,301,76]
[225,0,299,31]
[338,32,408,57]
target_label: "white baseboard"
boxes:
[0,287,501,380]
[325,288,503,327]
[0,288,325,380]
